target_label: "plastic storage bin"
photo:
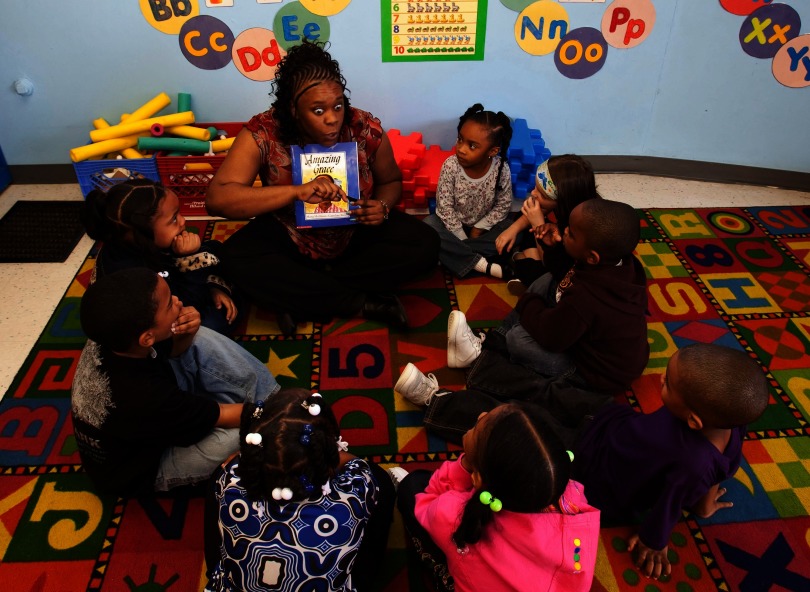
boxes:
[74,156,160,197]
[156,122,244,216]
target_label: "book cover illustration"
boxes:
[291,142,360,228]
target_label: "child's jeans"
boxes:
[498,272,577,378]
[423,215,513,278]
[154,327,280,491]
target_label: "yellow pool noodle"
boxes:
[70,135,142,162]
[120,92,171,123]
[93,118,145,159]
[165,125,211,141]
[90,112,195,143]
[184,163,214,171]
[211,137,235,153]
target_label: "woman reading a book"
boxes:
[207,41,439,335]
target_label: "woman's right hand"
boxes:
[299,175,347,204]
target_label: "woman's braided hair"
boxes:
[237,388,341,501]
[269,40,351,146]
[457,103,513,198]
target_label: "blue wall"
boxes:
[1,1,807,172]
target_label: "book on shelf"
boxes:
[291,142,360,229]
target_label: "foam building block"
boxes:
[412,144,454,208]
[387,128,425,181]
[507,118,552,200]
[388,129,425,210]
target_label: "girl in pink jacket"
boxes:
[397,402,600,592]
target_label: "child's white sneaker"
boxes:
[395,363,439,406]
[447,310,483,368]
[387,466,409,490]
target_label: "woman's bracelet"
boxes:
[379,200,390,220]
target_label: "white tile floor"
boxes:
[1,176,808,399]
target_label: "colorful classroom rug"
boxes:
[2,206,810,591]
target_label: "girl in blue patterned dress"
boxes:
[207,388,395,592]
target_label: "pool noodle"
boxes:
[91,118,145,159]
[177,93,191,112]
[138,137,211,153]
[211,137,235,152]
[137,136,235,154]
[70,135,142,162]
[90,112,195,142]
[165,125,211,141]
[120,92,171,123]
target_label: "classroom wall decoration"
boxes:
[507,0,655,79]
[720,1,808,89]
[380,1,489,62]
[138,0,346,81]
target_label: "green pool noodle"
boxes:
[138,137,211,153]
[177,93,192,112]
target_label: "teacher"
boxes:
[207,41,439,335]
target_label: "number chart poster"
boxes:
[381,1,488,62]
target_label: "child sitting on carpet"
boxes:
[573,343,769,580]
[396,402,600,592]
[83,178,239,334]
[439,197,649,395]
[422,103,514,279]
[207,388,395,592]
[396,341,766,582]
[496,154,603,290]
[71,268,279,497]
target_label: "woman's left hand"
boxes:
[352,198,388,226]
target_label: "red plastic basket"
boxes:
[155,122,244,216]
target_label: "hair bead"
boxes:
[479,490,503,512]
[252,399,265,419]
[299,423,313,446]
[301,393,323,416]
[245,432,262,446]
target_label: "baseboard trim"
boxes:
[8,158,810,192]
[585,156,810,192]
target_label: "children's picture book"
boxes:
[291,142,360,228]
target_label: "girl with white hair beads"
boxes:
[206,388,395,592]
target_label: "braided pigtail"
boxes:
[237,388,341,502]
[492,111,513,194]
[451,403,571,550]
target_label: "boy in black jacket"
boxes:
[397,198,649,405]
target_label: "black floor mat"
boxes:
[0,200,86,263]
